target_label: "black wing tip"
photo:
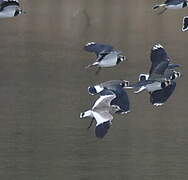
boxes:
[150,82,176,105]
[85,42,96,47]
[95,121,111,138]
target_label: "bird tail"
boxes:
[153,4,166,9]
[85,62,99,69]
[80,110,93,118]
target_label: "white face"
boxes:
[120,56,125,61]
[14,8,22,16]
[119,55,126,62]
[122,80,129,87]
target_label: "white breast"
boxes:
[167,3,184,9]
[146,82,162,92]
[0,6,16,18]
[99,53,118,67]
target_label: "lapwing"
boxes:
[84,42,126,74]
[88,80,130,114]
[0,0,25,18]
[126,44,181,106]
[153,0,188,14]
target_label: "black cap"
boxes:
[88,86,97,95]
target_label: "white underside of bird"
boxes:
[134,81,163,94]
[97,52,119,67]
[167,3,185,9]
[80,95,116,126]
[0,6,17,18]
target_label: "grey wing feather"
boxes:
[84,42,114,57]
[151,61,169,75]
[93,94,116,110]
[110,88,130,113]
[100,80,124,87]
[129,80,155,88]
[150,44,170,74]
[99,85,130,113]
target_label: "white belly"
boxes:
[0,12,14,18]
[146,82,162,92]
[167,3,184,9]
[0,6,16,18]
[99,53,118,67]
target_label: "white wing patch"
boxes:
[85,42,96,46]
[152,44,163,50]
[153,103,164,106]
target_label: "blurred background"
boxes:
[0,0,188,179]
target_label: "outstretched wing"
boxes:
[150,81,176,105]
[92,94,116,110]
[84,42,114,57]
[93,111,113,126]
[99,87,130,113]
[0,0,19,11]
[95,120,111,138]
[151,61,169,75]
[150,44,170,75]
[111,87,130,113]
[182,16,188,32]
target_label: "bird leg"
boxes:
[87,118,94,130]
[95,67,101,75]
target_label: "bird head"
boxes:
[117,55,126,64]
[121,80,129,87]
[14,8,26,17]
[161,80,171,89]
[88,85,104,95]
[80,112,85,118]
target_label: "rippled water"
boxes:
[0,0,188,180]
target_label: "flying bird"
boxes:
[80,93,121,138]
[0,0,25,18]
[153,0,188,14]
[182,16,188,31]
[88,80,130,114]
[126,44,181,106]
[84,42,126,74]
